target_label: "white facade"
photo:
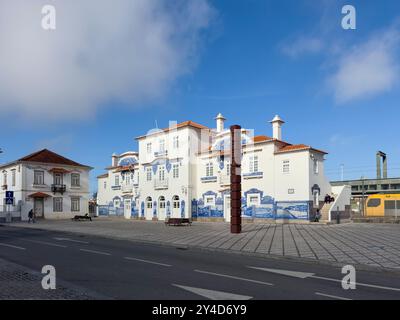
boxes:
[97,151,139,219]
[97,114,346,222]
[0,149,92,221]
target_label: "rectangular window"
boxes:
[249,155,258,173]
[205,196,215,206]
[53,197,63,212]
[173,164,179,178]
[206,163,214,177]
[126,175,130,185]
[2,172,6,186]
[71,173,80,187]
[115,175,120,186]
[11,169,16,187]
[34,170,44,185]
[104,181,107,189]
[158,165,165,181]
[146,167,152,181]
[159,139,165,152]
[249,195,260,206]
[283,160,290,173]
[313,159,319,174]
[147,143,152,154]
[173,136,179,149]
[54,173,63,185]
[71,197,80,212]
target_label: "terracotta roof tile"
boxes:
[276,144,327,154]
[18,149,91,167]
[136,120,209,139]
[97,173,109,179]
[253,135,273,143]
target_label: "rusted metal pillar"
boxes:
[230,125,242,234]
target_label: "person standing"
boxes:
[314,209,321,222]
[28,209,33,223]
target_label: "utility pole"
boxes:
[361,175,365,216]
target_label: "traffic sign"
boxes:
[5,191,14,205]
[5,191,14,199]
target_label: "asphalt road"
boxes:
[1,225,400,300]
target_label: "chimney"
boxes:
[269,115,284,140]
[112,153,118,167]
[215,113,226,133]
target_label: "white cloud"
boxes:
[329,27,400,104]
[281,36,324,58]
[0,0,215,120]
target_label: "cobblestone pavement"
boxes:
[0,258,105,299]
[9,218,400,270]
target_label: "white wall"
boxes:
[1,162,91,220]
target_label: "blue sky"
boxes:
[1,0,400,193]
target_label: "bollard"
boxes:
[336,206,340,224]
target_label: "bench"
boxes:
[165,218,192,226]
[72,214,92,221]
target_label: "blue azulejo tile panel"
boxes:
[276,201,309,220]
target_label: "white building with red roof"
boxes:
[0,149,92,221]
[97,114,350,223]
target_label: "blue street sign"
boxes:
[5,191,14,205]
[5,191,14,199]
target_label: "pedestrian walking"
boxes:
[28,209,34,223]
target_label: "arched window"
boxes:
[173,195,180,209]
[146,197,153,209]
[159,196,166,209]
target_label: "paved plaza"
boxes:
[0,257,103,299]
[7,218,400,270]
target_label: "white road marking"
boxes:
[315,292,352,300]
[173,284,253,300]
[79,248,110,256]
[124,257,172,267]
[21,239,67,248]
[248,267,314,279]
[0,243,26,250]
[194,269,273,286]
[54,237,89,244]
[249,266,400,292]
[312,275,400,292]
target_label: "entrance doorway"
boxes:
[124,199,131,219]
[34,198,44,218]
[224,195,231,222]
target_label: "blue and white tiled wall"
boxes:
[192,188,310,220]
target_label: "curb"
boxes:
[3,222,400,276]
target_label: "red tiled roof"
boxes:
[253,135,273,143]
[136,121,210,139]
[275,144,327,154]
[18,149,90,168]
[28,192,51,198]
[48,168,71,174]
[114,165,135,173]
[97,173,109,179]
